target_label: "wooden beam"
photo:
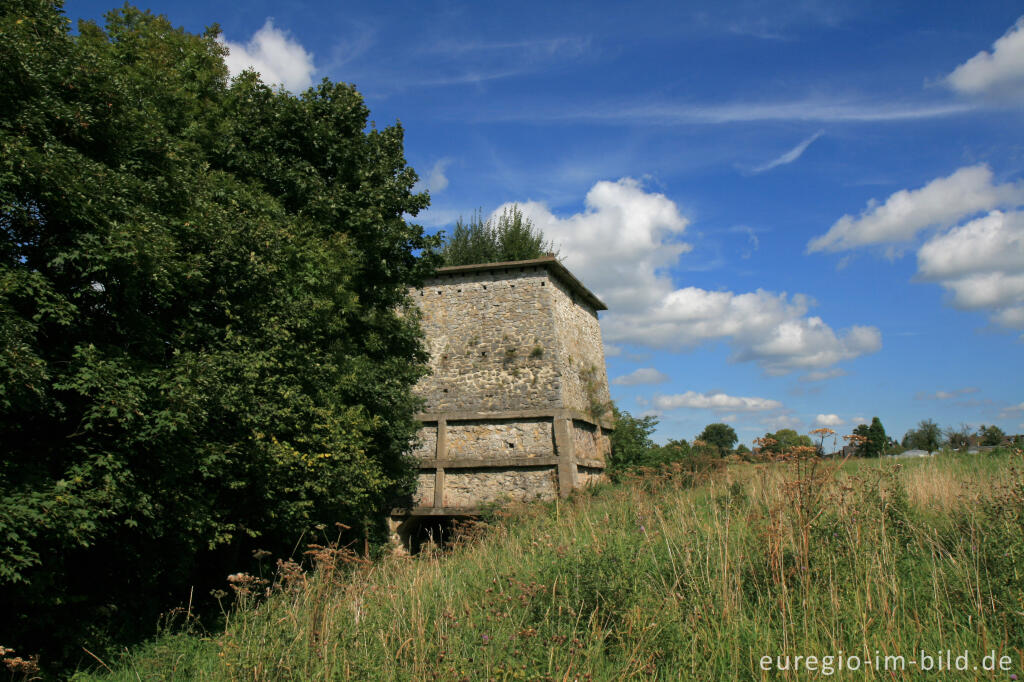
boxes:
[417,456,559,469]
[414,408,614,431]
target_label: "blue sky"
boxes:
[70,0,1024,447]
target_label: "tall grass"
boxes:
[76,450,1024,680]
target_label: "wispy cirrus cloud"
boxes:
[354,34,592,93]
[916,387,980,400]
[475,97,973,125]
[751,130,824,173]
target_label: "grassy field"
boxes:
[75,450,1024,680]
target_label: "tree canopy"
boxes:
[758,428,812,455]
[608,405,658,469]
[903,419,942,452]
[439,204,556,266]
[1,1,437,668]
[850,417,887,457]
[698,423,738,454]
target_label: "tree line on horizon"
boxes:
[609,408,1020,470]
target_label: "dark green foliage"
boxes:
[607,405,657,469]
[851,416,888,457]
[760,428,813,455]
[850,419,888,457]
[439,204,556,266]
[978,424,1006,446]
[945,423,971,450]
[0,1,437,669]
[902,419,942,451]
[648,438,693,465]
[698,422,738,454]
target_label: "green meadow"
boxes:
[79,450,1024,680]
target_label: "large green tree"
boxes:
[903,419,942,452]
[698,423,738,455]
[1,1,437,668]
[759,428,812,455]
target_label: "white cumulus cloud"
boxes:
[612,368,669,386]
[814,165,1024,333]
[815,413,845,426]
[947,17,1024,100]
[917,210,1024,329]
[503,178,881,375]
[222,19,315,92]
[808,165,1024,253]
[653,391,783,412]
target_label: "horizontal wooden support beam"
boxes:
[417,456,559,469]
[414,408,614,430]
[390,507,482,517]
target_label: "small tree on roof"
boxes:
[440,204,557,265]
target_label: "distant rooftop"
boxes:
[431,255,607,311]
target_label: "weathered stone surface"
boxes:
[413,473,435,507]
[411,426,437,459]
[444,467,558,506]
[401,257,613,517]
[447,419,554,459]
[414,267,562,412]
[572,420,609,465]
[548,277,611,417]
[576,466,605,488]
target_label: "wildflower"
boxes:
[481,634,490,644]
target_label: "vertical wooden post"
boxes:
[553,415,577,498]
[434,416,447,509]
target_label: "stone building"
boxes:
[389,256,614,550]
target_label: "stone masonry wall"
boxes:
[548,276,611,419]
[413,266,561,412]
[411,426,437,459]
[447,419,554,459]
[404,260,613,515]
[572,420,610,465]
[444,467,558,506]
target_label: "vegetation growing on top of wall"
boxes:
[438,205,558,266]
